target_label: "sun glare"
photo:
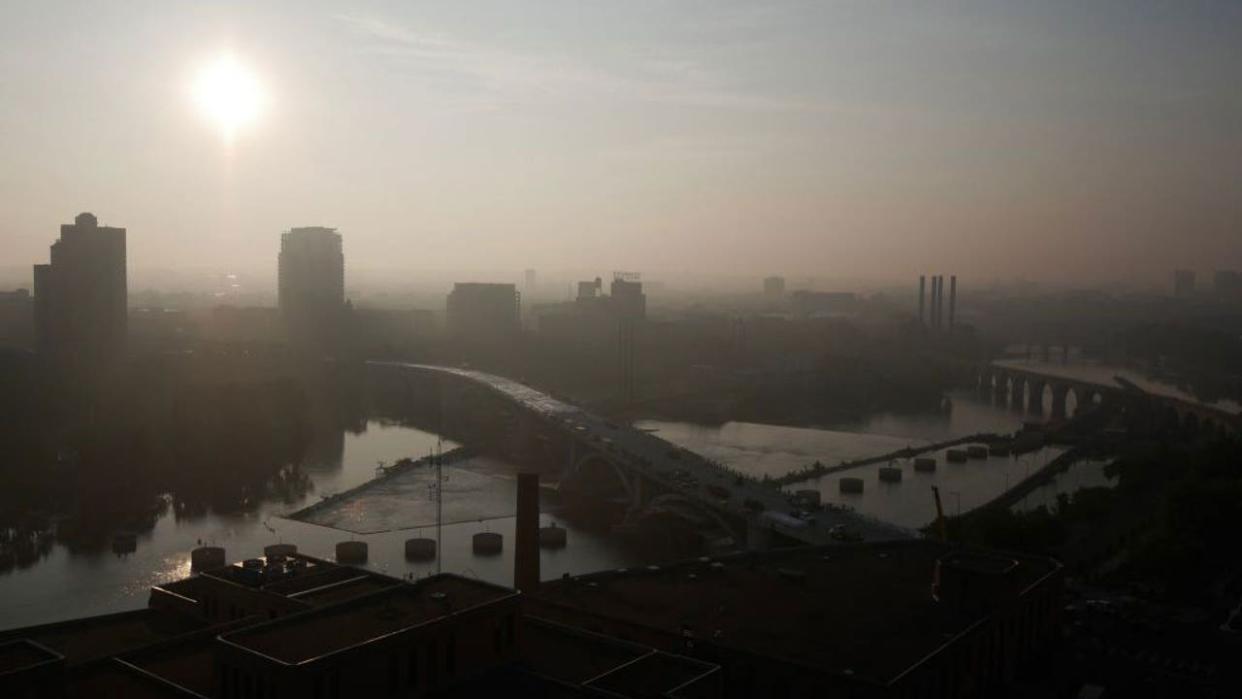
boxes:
[192,53,266,140]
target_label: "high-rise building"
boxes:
[610,274,646,321]
[278,227,345,345]
[446,283,520,344]
[763,275,786,297]
[32,212,127,363]
[524,268,537,294]
[1173,269,1195,298]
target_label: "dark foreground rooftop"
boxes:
[534,540,1060,684]
[221,574,516,664]
[0,609,203,668]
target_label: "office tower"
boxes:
[524,269,537,295]
[763,275,786,297]
[278,227,345,345]
[33,212,127,363]
[446,283,520,344]
[610,274,645,403]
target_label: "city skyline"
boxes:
[3,2,1241,285]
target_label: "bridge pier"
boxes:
[1028,381,1046,415]
[1010,378,1027,413]
[630,474,644,512]
[1049,384,1069,420]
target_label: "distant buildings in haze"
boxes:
[32,212,127,364]
[763,275,786,297]
[1173,269,1195,298]
[609,273,646,322]
[1214,270,1241,299]
[1167,269,1241,301]
[446,282,520,345]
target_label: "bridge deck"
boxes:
[991,359,1242,416]
[369,362,916,545]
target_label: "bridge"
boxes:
[366,361,916,548]
[979,359,1241,440]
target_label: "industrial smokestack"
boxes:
[931,276,940,330]
[515,473,540,593]
[918,276,926,326]
[949,276,957,330]
[937,276,945,330]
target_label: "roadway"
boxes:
[368,362,918,546]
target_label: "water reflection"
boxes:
[640,390,1066,530]
[0,420,455,630]
[1011,459,1117,514]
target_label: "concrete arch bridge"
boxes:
[366,362,915,548]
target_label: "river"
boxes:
[0,387,1089,631]
[638,389,1090,530]
[0,421,645,631]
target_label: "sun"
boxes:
[191,53,266,140]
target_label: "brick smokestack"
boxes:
[949,275,957,330]
[515,472,540,593]
[918,276,926,326]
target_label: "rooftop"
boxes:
[520,617,648,685]
[0,639,60,674]
[68,659,203,698]
[287,574,401,607]
[121,622,253,698]
[222,574,516,664]
[0,609,203,667]
[585,650,719,698]
[534,540,1059,685]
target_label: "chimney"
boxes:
[949,276,957,330]
[937,276,945,330]
[515,473,540,593]
[918,276,926,326]
[931,276,940,330]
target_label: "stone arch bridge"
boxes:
[978,362,1240,441]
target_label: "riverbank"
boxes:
[955,445,1112,519]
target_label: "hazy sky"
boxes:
[2,1,1240,286]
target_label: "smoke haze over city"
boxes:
[3,1,1241,286]
[5,4,1242,698]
